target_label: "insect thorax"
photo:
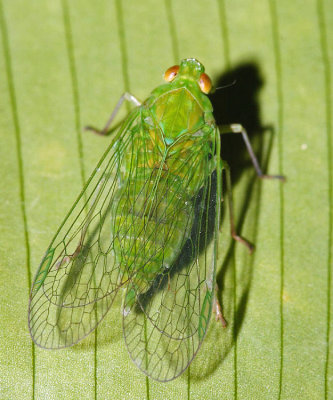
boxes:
[151,87,206,144]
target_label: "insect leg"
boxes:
[85,92,142,135]
[223,160,254,253]
[220,124,285,181]
[213,283,227,327]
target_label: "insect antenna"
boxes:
[212,79,237,92]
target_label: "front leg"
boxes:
[85,92,142,136]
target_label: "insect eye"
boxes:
[198,73,212,94]
[164,65,180,82]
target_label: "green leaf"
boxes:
[0,0,332,398]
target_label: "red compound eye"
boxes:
[198,73,212,94]
[164,65,180,82]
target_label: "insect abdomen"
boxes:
[112,168,194,292]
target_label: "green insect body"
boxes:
[112,69,217,309]
[29,59,226,382]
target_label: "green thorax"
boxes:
[145,59,214,145]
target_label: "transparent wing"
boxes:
[122,128,220,381]
[28,109,141,349]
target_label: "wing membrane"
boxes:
[29,101,220,376]
[28,109,141,348]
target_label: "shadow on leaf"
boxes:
[189,60,278,381]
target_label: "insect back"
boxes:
[29,59,222,382]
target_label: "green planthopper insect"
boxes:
[28,58,283,381]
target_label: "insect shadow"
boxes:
[189,61,278,380]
